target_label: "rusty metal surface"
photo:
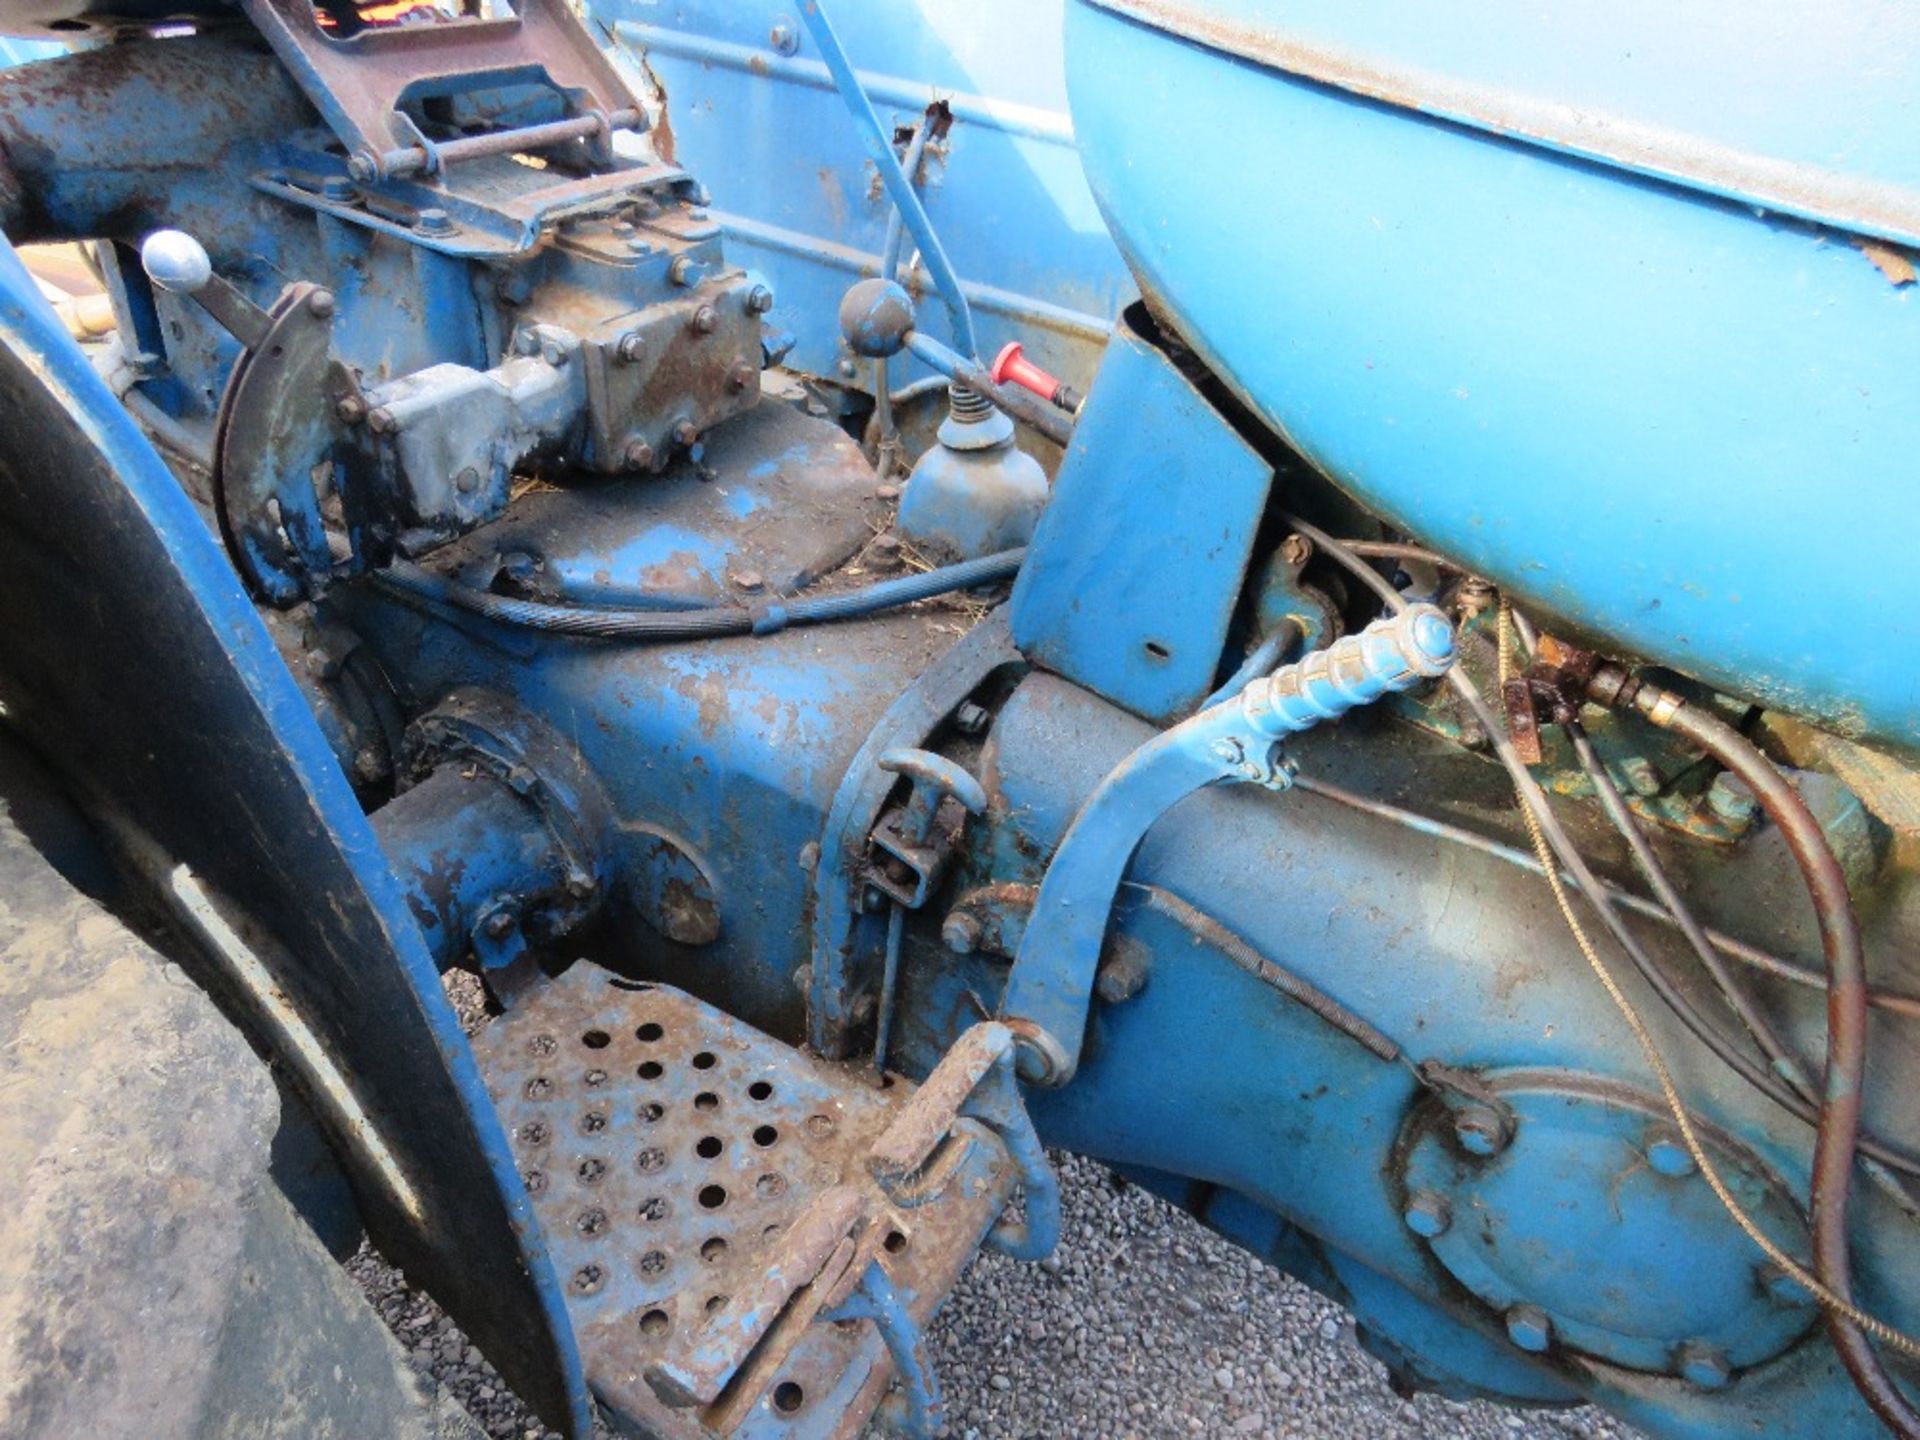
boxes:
[240,0,643,177]
[474,967,1017,1438]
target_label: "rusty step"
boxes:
[473,967,1056,1438]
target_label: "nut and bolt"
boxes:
[347,153,378,183]
[668,255,698,287]
[335,396,367,425]
[769,21,799,55]
[692,304,719,335]
[941,911,982,955]
[1456,576,1497,615]
[1094,941,1152,1004]
[1278,533,1314,567]
[616,331,646,364]
[1707,770,1759,826]
[747,283,775,314]
[416,207,454,236]
[1674,1340,1732,1390]
[366,407,399,435]
[540,338,569,367]
[624,440,656,472]
[1452,1103,1513,1157]
[306,288,336,319]
[1401,1190,1453,1238]
[672,418,699,447]
[1504,1304,1553,1354]
[1209,737,1247,767]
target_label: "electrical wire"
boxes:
[1276,511,1920,1377]
[373,547,1022,640]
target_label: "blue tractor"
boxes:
[2,1,1919,1436]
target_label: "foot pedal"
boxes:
[473,966,1057,1438]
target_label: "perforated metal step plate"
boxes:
[474,967,1016,1438]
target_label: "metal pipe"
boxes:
[903,330,1073,446]
[375,108,643,180]
[874,115,939,463]
[1606,680,1920,1437]
[1566,719,1814,1094]
[795,0,978,359]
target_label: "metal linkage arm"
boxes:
[868,1021,1062,1261]
[999,606,1457,1085]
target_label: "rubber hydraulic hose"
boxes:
[374,548,1023,640]
[1616,687,1920,1439]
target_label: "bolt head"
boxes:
[540,339,568,367]
[1452,1103,1512,1157]
[692,304,719,335]
[941,912,982,955]
[416,207,453,235]
[305,287,336,319]
[347,153,378,183]
[1675,1340,1731,1390]
[734,569,765,593]
[747,283,775,314]
[668,255,697,286]
[954,701,991,736]
[769,21,798,55]
[673,418,699,447]
[335,396,367,425]
[1402,1190,1452,1238]
[1707,770,1759,826]
[365,407,399,435]
[1209,737,1246,766]
[1278,533,1314,566]
[1505,1305,1552,1354]
[616,331,646,364]
[623,440,656,472]
[1645,1131,1697,1178]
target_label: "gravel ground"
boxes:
[351,978,1644,1440]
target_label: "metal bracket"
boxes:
[240,0,645,183]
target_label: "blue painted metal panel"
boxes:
[598,0,1131,394]
[1066,0,1920,751]
[1009,314,1272,722]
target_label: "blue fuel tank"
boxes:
[1065,0,1920,752]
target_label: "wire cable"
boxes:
[374,547,1022,641]
[1276,512,1920,1374]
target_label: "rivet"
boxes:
[305,288,336,319]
